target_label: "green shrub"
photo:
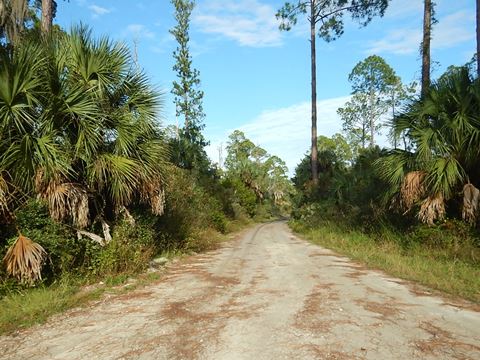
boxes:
[222,177,257,217]
[3,200,90,282]
[210,210,227,234]
[92,221,155,276]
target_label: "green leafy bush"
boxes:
[92,221,155,276]
[210,210,228,234]
[3,201,88,281]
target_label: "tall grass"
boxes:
[290,220,480,303]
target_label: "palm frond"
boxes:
[3,234,46,284]
[400,171,426,211]
[418,194,445,225]
[462,183,479,224]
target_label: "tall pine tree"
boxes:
[170,0,208,170]
[276,0,389,184]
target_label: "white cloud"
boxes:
[366,28,422,55]
[366,10,474,55]
[125,24,155,39]
[432,11,475,49]
[384,0,423,18]
[206,96,350,174]
[88,4,111,18]
[150,34,175,54]
[193,0,282,47]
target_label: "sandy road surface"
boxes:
[1,222,480,360]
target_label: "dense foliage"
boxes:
[292,64,480,271]
[0,21,290,289]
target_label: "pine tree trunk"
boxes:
[362,124,366,149]
[41,0,53,35]
[369,89,375,147]
[392,92,397,149]
[310,0,318,184]
[421,0,432,98]
[477,0,480,78]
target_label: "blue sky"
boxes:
[56,0,476,173]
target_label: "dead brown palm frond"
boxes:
[400,171,426,212]
[0,174,9,215]
[150,188,165,216]
[36,172,90,228]
[120,206,135,225]
[3,234,46,284]
[67,184,89,229]
[418,194,446,225]
[139,177,165,216]
[273,189,284,205]
[462,183,480,224]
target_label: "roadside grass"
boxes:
[0,280,87,335]
[0,220,253,336]
[290,220,480,303]
[0,271,165,335]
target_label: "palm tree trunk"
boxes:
[310,0,318,184]
[41,0,53,35]
[421,0,432,98]
[477,0,480,78]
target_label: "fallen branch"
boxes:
[77,230,106,246]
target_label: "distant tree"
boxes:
[225,131,265,197]
[338,93,372,151]
[317,133,353,166]
[276,0,389,184]
[264,155,292,207]
[170,0,204,131]
[347,55,397,147]
[385,77,416,149]
[169,0,208,171]
[225,130,286,202]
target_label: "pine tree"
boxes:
[170,0,205,141]
[276,0,389,184]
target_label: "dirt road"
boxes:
[1,222,479,359]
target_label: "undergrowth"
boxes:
[290,218,480,303]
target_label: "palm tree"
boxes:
[375,66,480,225]
[1,26,169,281]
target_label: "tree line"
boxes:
[279,0,480,230]
[0,0,292,286]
